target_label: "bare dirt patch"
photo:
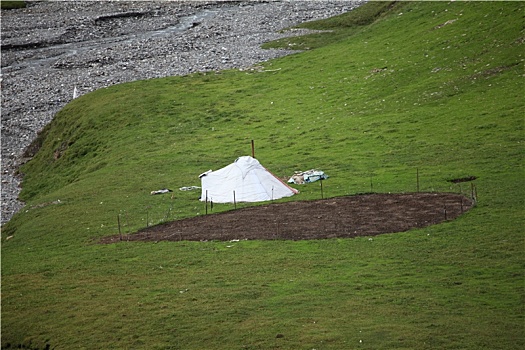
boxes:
[100,192,473,243]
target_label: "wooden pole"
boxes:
[233,191,237,209]
[251,140,255,158]
[416,168,420,193]
[117,214,122,241]
[205,190,208,215]
[320,179,324,199]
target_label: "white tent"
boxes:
[199,156,298,203]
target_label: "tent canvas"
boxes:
[199,156,298,203]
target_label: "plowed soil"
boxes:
[100,192,473,243]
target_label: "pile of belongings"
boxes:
[150,188,173,195]
[179,186,201,191]
[288,169,328,184]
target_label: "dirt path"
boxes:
[100,192,473,243]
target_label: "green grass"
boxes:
[2,1,524,349]
[0,1,25,9]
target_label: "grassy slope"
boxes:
[0,1,26,10]
[2,1,524,349]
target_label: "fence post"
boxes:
[416,167,420,193]
[205,190,208,215]
[117,214,122,241]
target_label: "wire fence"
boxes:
[110,170,478,241]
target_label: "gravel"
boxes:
[1,0,364,224]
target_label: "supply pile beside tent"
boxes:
[288,169,328,185]
[199,156,298,203]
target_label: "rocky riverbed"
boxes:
[1,0,363,224]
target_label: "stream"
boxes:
[3,9,219,73]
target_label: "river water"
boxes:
[3,9,219,73]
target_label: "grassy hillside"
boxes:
[2,1,523,349]
[0,1,26,10]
